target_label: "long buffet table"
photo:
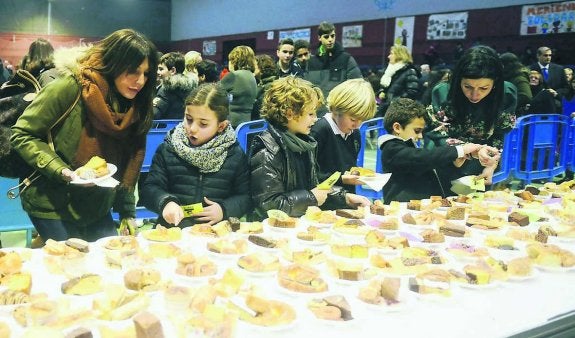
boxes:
[1,191,575,338]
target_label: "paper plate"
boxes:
[71,163,117,185]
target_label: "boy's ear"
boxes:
[169,67,177,75]
[392,122,403,134]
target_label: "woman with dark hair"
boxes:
[430,45,515,183]
[11,29,159,241]
[196,59,220,84]
[499,52,531,115]
[19,37,58,86]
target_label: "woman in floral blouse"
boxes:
[429,45,516,183]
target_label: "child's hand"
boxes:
[345,193,371,208]
[311,187,329,206]
[163,201,185,226]
[462,143,483,156]
[193,197,224,225]
[341,173,361,186]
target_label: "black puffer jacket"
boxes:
[379,64,421,115]
[153,73,196,120]
[139,132,252,227]
[249,123,347,220]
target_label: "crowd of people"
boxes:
[2,20,575,244]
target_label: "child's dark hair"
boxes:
[384,98,426,133]
[186,83,229,122]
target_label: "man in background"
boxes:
[294,39,311,73]
[529,46,569,112]
[276,38,303,78]
[305,21,362,116]
[154,51,196,119]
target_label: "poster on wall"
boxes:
[520,1,575,35]
[427,12,468,40]
[394,16,415,53]
[278,28,310,42]
[342,25,363,48]
[203,40,216,56]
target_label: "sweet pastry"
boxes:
[247,235,288,249]
[296,226,331,243]
[65,238,90,253]
[358,277,400,305]
[333,218,368,235]
[508,212,530,227]
[0,289,30,305]
[407,200,421,211]
[61,274,102,295]
[124,268,162,291]
[207,238,248,255]
[402,211,434,225]
[227,294,296,327]
[75,156,109,180]
[408,269,451,296]
[335,208,365,219]
[237,253,280,273]
[284,248,326,265]
[515,190,534,201]
[439,222,468,237]
[175,253,217,277]
[148,243,181,258]
[401,247,446,265]
[93,287,151,321]
[349,166,375,177]
[369,200,387,216]
[0,251,23,275]
[209,268,245,298]
[484,235,516,250]
[463,265,491,284]
[266,209,297,228]
[308,295,353,321]
[141,225,182,242]
[1,272,32,294]
[330,243,369,259]
[447,242,489,259]
[506,228,534,242]
[133,311,165,338]
[277,264,328,293]
[305,206,338,223]
[507,257,533,277]
[446,207,465,220]
[369,217,399,230]
[0,322,10,338]
[236,221,264,234]
[365,230,386,248]
[526,243,575,268]
[105,248,153,270]
[420,229,445,243]
[64,327,93,338]
[43,239,79,256]
[104,236,139,251]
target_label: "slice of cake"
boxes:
[133,311,165,338]
[446,207,465,220]
[508,212,530,227]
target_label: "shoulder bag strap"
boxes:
[7,90,82,199]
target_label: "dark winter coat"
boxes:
[153,73,196,120]
[139,131,252,227]
[379,64,421,115]
[249,123,347,220]
[379,134,461,202]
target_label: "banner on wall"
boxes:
[520,1,575,35]
[394,16,414,53]
[278,28,310,42]
[342,25,363,48]
[203,40,216,56]
[427,12,468,40]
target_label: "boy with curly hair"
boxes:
[249,76,370,219]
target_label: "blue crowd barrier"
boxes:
[356,117,386,200]
[0,178,34,247]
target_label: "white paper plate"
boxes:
[71,163,117,185]
[507,269,539,282]
[454,280,500,290]
[534,263,575,273]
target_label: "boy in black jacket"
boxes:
[311,78,376,193]
[379,98,497,202]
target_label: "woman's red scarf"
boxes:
[75,66,146,191]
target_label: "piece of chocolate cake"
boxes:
[524,186,540,195]
[228,217,241,231]
[439,223,467,237]
[508,212,529,227]
[248,235,275,248]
